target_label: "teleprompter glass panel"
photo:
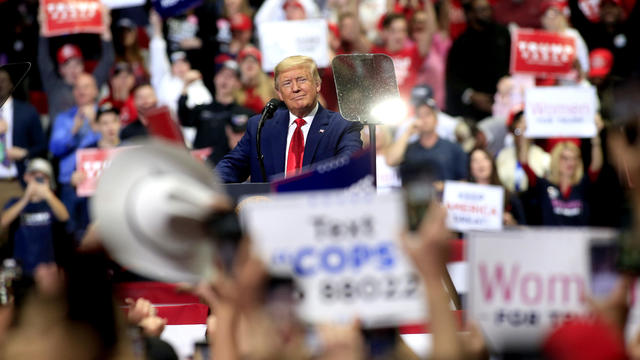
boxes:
[332,54,400,125]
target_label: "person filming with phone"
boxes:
[0,158,69,276]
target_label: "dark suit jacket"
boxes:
[10,99,47,178]
[216,104,363,183]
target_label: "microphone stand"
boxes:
[257,101,280,182]
[257,109,268,182]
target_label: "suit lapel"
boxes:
[303,105,329,166]
[267,110,289,175]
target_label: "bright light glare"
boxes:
[370,98,408,125]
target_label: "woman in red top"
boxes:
[234,46,277,114]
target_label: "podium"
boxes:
[221,182,271,202]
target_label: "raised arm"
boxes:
[589,114,604,174]
[568,0,595,36]
[148,10,171,93]
[415,0,438,57]
[402,204,466,360]
[386,121,417,166]
[92,6,115,88]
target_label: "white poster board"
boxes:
[443,181,504,232]
[258,19,329,72]
[101,0,145,9]
[240,190,426,327]
[467,228,617,352]
[524,86,598,138]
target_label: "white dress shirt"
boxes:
[284,103,318,173]
[0,97,17,178]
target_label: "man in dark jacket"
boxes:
[446,0,511,121]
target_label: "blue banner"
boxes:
[272,148,373,193]
[151,0,203,18]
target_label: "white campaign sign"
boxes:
[467,228,616,352]
[240,190,426,327]
[443,181,504,232]
[101,0,145,9]
[524,86,597,138]
[258,19,329,72]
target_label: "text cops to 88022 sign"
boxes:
[240,190,427,327]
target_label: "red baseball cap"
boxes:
[57,44,83,65]
[283,0,305,12]
[541,0,569,16]
[589,48,614,78]
[543,317,627,360]
[237,46,262,65]
[230,13,252,32]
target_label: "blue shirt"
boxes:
[403,138,468,181]
[49,106,101,184]
[3,198,57,275]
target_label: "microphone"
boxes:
[262,98,282,119]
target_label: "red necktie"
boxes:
[286,118,306,176]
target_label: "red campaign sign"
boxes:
[42,0,103,37]
[510,29,577,78]
[75,147,123,197]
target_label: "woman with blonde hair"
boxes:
[234,46,278,114]
[516,115,604,225]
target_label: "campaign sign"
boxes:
[443,181,504,232]
[101,0,145,9]
[467,228,617,352]
[272,148,372,193]
[42,0,103,37]
[240,190,426,327]
[524,86,597,138]
[258,19,330,72]
[76,147,124,197]
[151,0,203,18]
[510,29,576,78]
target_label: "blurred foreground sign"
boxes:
[76,147,126,197]
[443,181,504,232]
[510,29,576,78]
[467,228,616,353]
[151,0,203,18]
[524,86,597,138]
[258,19,329,72]
[42,0,103,37]
[272,149,372,192]
[101,0,145,9]
[241,190,426,327]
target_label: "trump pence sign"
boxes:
[42,0,103,37]
[510,29,576,78]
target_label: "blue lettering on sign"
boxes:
[321,246,347,273]
[293,247,315,276]
[351,245,369,268]
[376,242,395,269]
[280,242,397,277]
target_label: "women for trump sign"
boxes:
[467,228,617,352]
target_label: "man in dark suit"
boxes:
[216,55,363,183]
[0,68,47,233]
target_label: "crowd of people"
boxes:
[0,0,639,358]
